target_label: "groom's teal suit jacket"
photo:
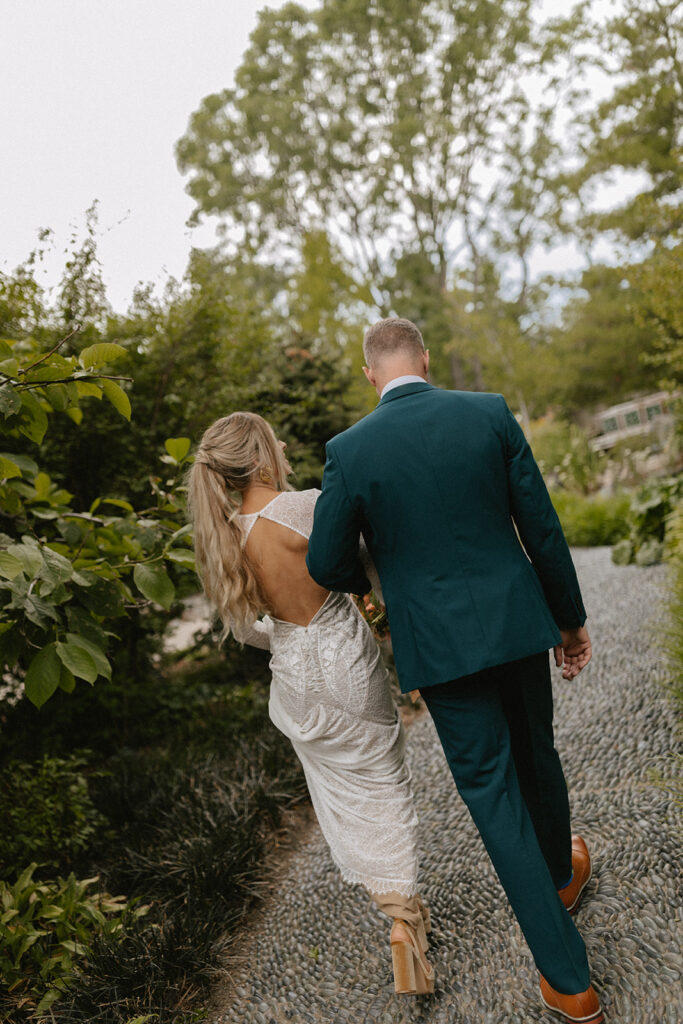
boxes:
[306,382,586,693]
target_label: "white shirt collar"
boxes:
[380,374,428,400]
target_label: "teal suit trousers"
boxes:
[421,652,590,995]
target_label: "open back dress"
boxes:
[234,488,419,897]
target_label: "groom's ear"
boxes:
[363,365,376,387]
[423,350,430,377]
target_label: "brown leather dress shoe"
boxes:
[558,835,592,915]
[539,976,604,1023]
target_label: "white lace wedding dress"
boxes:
[234,488,419,896]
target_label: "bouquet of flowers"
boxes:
[353,591,390,641]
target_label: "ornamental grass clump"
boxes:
[56,738,306,1024]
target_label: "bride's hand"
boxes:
[408,689,421,704]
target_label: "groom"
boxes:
[306,318,603,1022]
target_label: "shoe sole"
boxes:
[565,860,593,915]
[540,990,604,1023]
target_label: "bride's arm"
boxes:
[229,615,272,651]
[358,536,384,603]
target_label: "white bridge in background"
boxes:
[589,391,678,452]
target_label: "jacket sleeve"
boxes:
[305,442,371,596]
[502,397,586,629]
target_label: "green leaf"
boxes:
[24,643,61,708]
[17,391,48,444]
[78,342,127,369]
[64,632,111,680]
[100,379,131,421]
[168,523,193,544]
[164,437,191,462]
[24,594,61,628]
[35,989,63,1014]
[58,663,76,693]
[0,551,24,579]
[102,498,134,512]
[56,641,98,683]
[44,383,70,411]
[166,548,196,569]
[77,575,125,617]
[0,383,22,418]
[41,547,74,584]
[0,357,19,377]
[76,380,103,398]
[0,451,38,476]
[34,471,51,501]
[8,541,44,577]
[0,455,22,479]
[133,563,175,609]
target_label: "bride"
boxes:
[188,411,434,995]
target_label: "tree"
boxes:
[557,0,683,245]
[545,264,663,415]
[176,0,567,385]
[631,234,683,388]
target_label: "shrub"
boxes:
[663,560,683,709]
[530,420,600,495]
[611,476,683,565]
[664,502,683,563]
[0,641,270,768]
[550,490,630,546]
[0,864,145,1021]
[0,755,107,879]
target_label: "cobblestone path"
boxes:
[211,548,682,1024]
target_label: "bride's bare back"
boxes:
[239,490,330,627]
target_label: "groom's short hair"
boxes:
[363,317,425,367]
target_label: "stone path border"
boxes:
[210,548,682,1024]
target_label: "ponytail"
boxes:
[187,412,290,637]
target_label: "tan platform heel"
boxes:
[416,896,431,948]
[391,919,435,995]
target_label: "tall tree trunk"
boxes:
[449,350,467,389]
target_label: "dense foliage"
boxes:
[611,476,683,566]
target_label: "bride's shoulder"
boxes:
[283,487,320,501]
[272,488,320,511]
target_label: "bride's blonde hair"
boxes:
[187,411,292,635]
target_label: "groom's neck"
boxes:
[373,363,427,396]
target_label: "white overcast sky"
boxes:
[2,0,618,314]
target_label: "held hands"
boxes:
[554,626,592,680]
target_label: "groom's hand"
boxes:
[554,626,592,680]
